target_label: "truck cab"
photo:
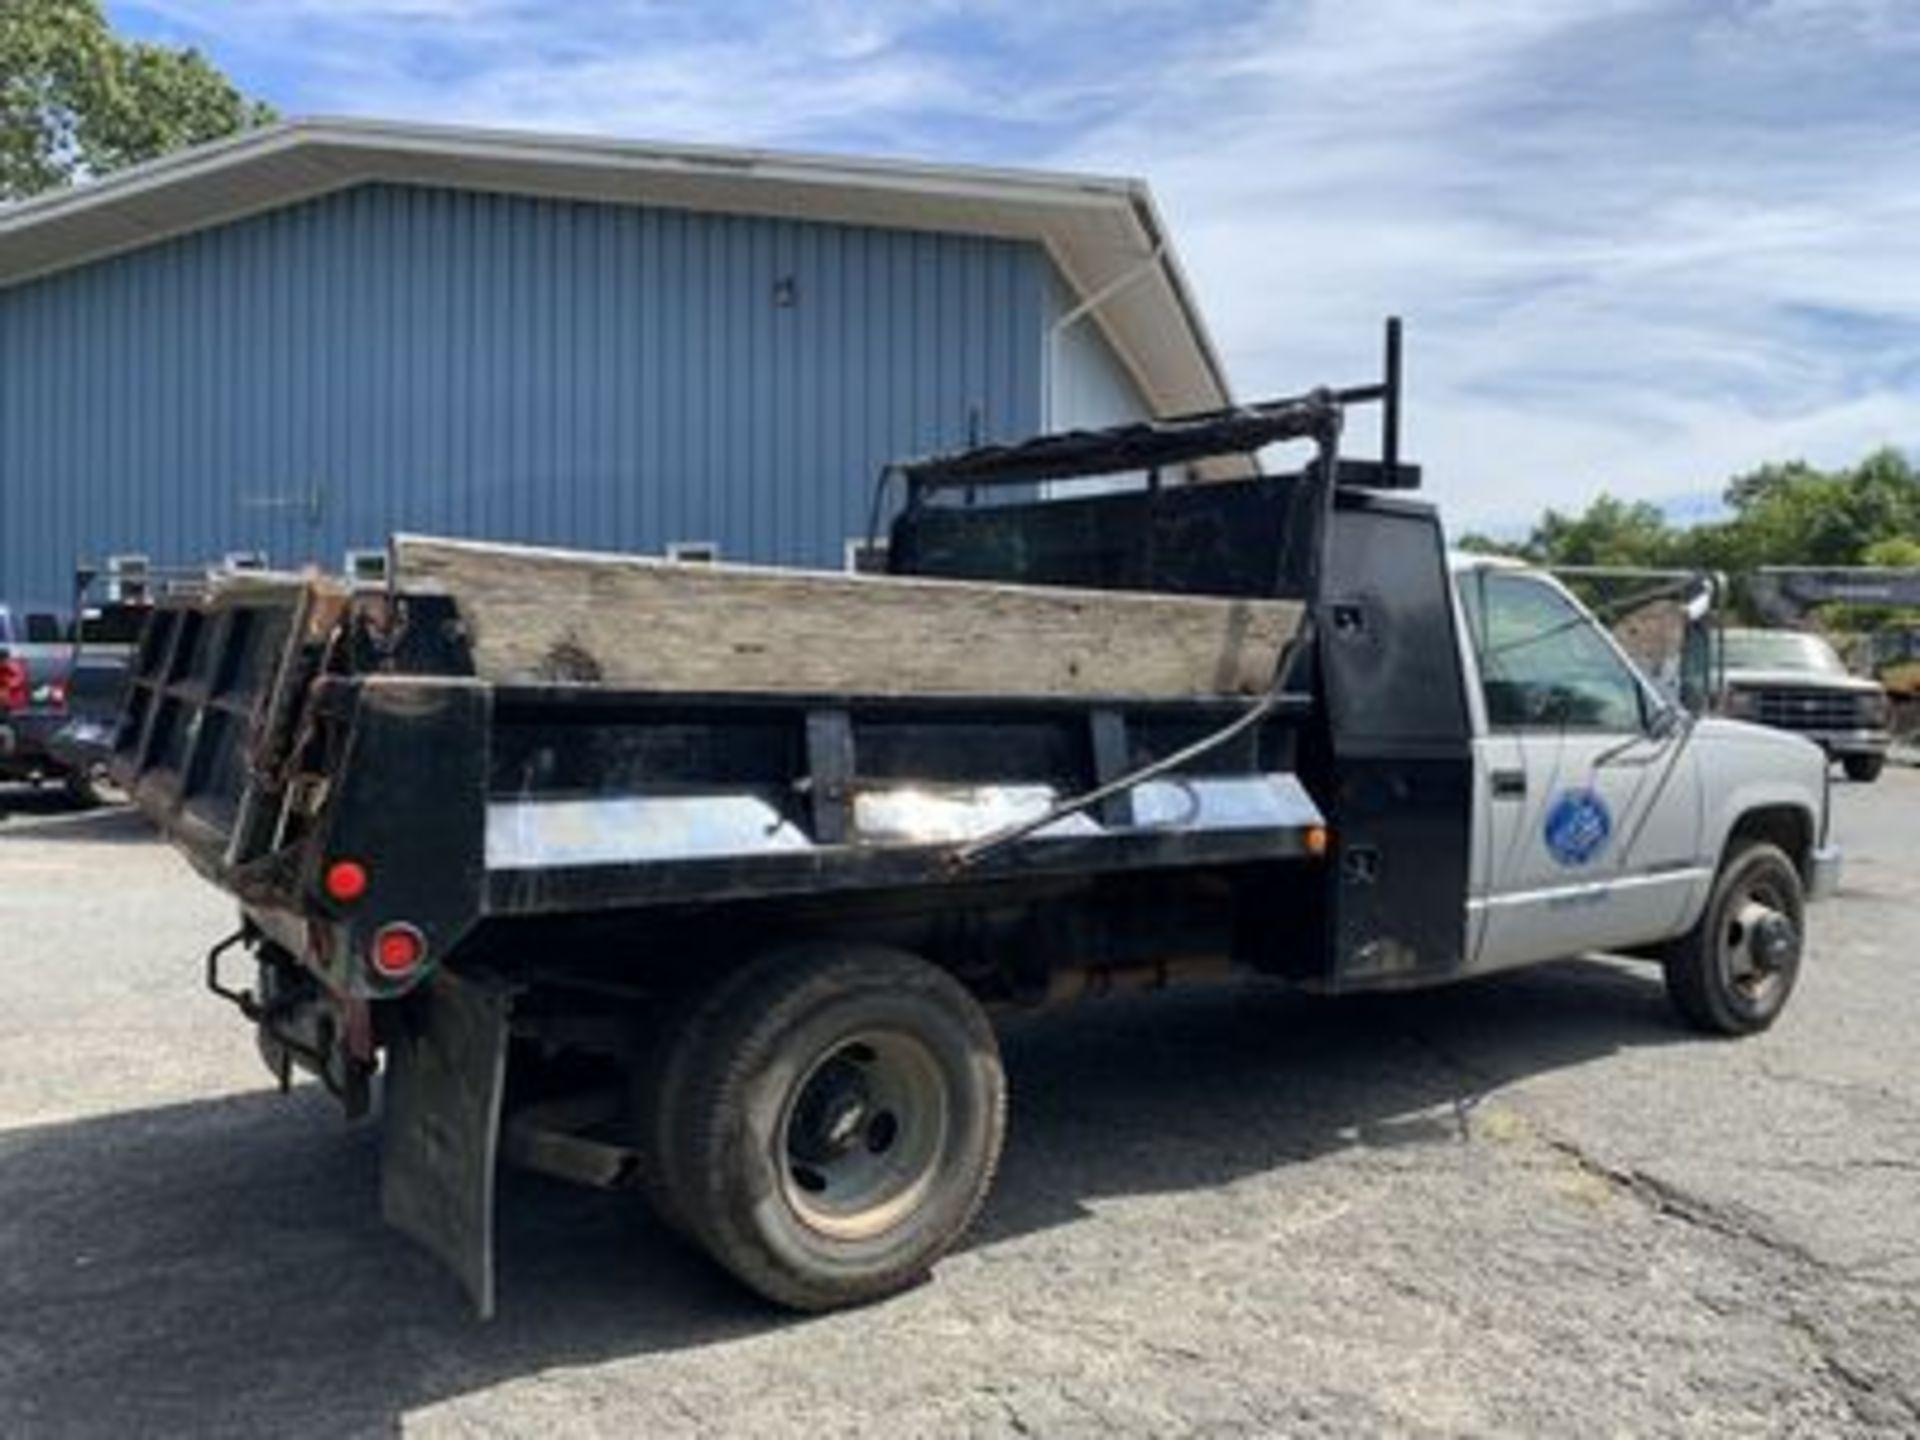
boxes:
[1454,556,1838,1002]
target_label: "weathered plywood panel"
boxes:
[393,535,1302,699]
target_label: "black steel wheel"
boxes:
[665,943,1004,1311]
[1663,842,1805,1036]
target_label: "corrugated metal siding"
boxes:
[0,182,1048,599]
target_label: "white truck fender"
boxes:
[1675,717,1836,934]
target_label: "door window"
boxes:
[1464,572,1646,732]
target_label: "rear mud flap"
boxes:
[380,969,512,1319]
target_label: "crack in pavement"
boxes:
[1784,1307,1920,1433]
[1401,1021,1920,1429]
[1534,1129,1920,1428]
[1535,1134,1825,1270]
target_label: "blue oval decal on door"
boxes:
[1543,788,1613,867]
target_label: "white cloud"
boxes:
[117,0,1920,531]
[1047,1,1920,527]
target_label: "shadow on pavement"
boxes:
[0,957,1686,1436]
[0,790,150,845]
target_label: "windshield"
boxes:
[1721,630,1846,675]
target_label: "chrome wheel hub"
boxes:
[778,1031,949,1241]
[1725,892,1798,1003]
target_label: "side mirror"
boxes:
[1648,698,1687,739]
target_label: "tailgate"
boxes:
[111,577,342,887]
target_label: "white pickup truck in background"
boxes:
[1718,627,1894,783]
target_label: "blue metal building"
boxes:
[0,120,1230,601]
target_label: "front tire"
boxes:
[1843,753,1885,783]
[1663,842,1804,1036]
[664,943,1005,1311]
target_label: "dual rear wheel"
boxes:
[633,944,1005,1311]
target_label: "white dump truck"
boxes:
[113,333,1838,1316]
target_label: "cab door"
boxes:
[1459,568,1705,972]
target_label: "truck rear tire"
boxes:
[1662,842,1804,1036]
[629,959,778,1239]
[1843,754,1884,783]
[663,943,1005,1311]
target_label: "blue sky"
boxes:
[108,0,1920,532]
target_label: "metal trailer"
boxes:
[108,329,1501,1315]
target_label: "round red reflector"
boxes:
[371,924,426,978]
[324,859,369,903]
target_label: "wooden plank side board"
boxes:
[391,535,1304,699]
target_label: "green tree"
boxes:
[0,0,272,202]
[1863,536,1920,569]
[1523,494,1675,567]
[1486,448,1919,629]
[1455,531,1527,558]
[1720,459,1824,515]
[1711,448,1920,569]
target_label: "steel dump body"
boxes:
[113,526,1469,1004]
[111,386,1472,1010]
[113,573,1324,992]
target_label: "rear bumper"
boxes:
[8,710,67,752]
[0,713,69,773]
[1808,843,1843,902]
[43,714,114,772]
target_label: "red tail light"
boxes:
[370,923,427,979]
[0,658,26,713]
[324,859,369,904]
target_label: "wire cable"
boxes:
[946,666,1302,871]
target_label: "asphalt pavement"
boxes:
[0,770,1915,1437]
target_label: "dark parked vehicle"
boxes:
[0,598,149,805]
[1,605,89,803]
[1719,627,1892,782]
[42,597,153,796]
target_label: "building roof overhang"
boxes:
[0,117,1231,416]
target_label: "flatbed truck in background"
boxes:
[111,330,1838,1316]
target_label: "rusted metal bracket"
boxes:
[501,1091,637,1191]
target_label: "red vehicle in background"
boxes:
[0,587,156,806]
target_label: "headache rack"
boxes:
[875,317,1415,593]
